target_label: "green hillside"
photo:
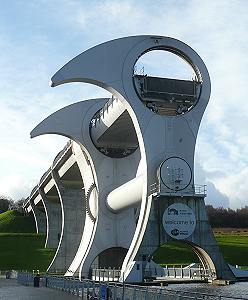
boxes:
[216,235,248,266]
[0,210,55,271]
[0,233,54,271]
[0,210,247,271]
[0,210,36,233]
[154,241,198,266]
[153,234,248,267]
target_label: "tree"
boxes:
[206,205,248,228]
[0,196,14,213]
[14,198,27,212]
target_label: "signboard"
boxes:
[162,203,196,240]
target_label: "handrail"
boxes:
[17,272,246,300]
[91,96,118,126]
[24,140,73,210]
[158,183,207,197]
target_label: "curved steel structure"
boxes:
[24,35,236,282]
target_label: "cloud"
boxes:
[205,181,230,208]
[0,174,37,201]
[195,163,230,208]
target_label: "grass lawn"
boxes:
[153,241,199,266]
[216,235,248,266]
[0,211,54,271]
[0,210,247,271]
[153,231,248,267]
[1,232,246,271]
[0,233,55,271]
[0,210,36,233]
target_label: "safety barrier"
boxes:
[90,265,213,282]
[162,265,212,280]
[91,268,121,282]
[17,272,246,300]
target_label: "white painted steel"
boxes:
[29,35,235,282]
[31,97,139,279]
[26,205,32,213]
[106,175,143,212]
[33,195,42,205]
[90,97,126,145]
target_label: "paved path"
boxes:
[0,278,78,300]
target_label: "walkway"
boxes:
[0,278,77,300]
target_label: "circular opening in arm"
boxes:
[133,49,202,116]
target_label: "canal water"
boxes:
[166,282,248,299]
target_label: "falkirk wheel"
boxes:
[28,35,236,282]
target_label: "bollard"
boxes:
[33,274,40,287]
[5,271,11,279]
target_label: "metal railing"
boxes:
[91,268,121,282]
[159,184,207,197]
[0,270,17,279]
[91,96,118,127]
[52,140,72,167]
[162,265,213,280]
[23,140,73,210]
[17,272,247,300]
[194,184,207,196]
[90,265,213,283]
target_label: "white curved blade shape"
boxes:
[50,35,149,94]
[30,98,108,143]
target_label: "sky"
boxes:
[0,0,248,209]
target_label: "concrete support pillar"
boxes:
[39,188,62,250]
[138,196,236,281]
[47,169,85,274]
[29,201,46,234]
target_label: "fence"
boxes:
[90,265,212,282]
[91,268,121,282]
[162,265,213,280]
[17,272,247,300]
[0,270,17,279]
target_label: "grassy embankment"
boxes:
[0,210,247,270]
[154,229,248,267]
[0,210,55,271]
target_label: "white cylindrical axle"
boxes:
[106,176,143,213]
